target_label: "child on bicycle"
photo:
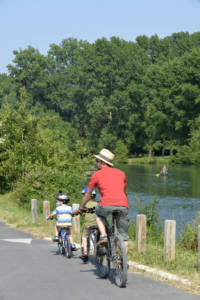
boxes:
[80,187,98,261]
[48,191,76,250]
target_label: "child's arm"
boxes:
[49,212,55,218]
[48,208,57,219]
[71,208,79,216]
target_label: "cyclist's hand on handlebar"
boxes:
[46,215,54,220]
[79,207,87,214]
[80,204,87,211]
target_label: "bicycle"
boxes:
[46,216,72,258]
[78,207,127,287]
[95,211,128,288]
[76,207,98,263]
[81,224,98,262]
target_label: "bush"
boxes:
[129,197,163,244]
[13,166,87,212]
[114,140,128,163]
[178,217,199,251]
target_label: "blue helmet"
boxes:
[56,191,70,204]
[81,187,96,198]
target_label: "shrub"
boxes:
[129,197,163,244]
[114,140,128,163]
[178,216,200,252]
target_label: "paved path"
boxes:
[0,221,199,300]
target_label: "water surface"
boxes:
[120,164,200,233]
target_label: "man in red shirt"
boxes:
[80,148,129,252]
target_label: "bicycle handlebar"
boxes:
[74,207,96,216]
[46,215,54,220]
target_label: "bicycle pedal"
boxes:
[97,247,106,256]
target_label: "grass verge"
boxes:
[128,240,200,295]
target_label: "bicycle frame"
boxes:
[58,227,72,256]
[58,227,70,242]
[104,214,118,257]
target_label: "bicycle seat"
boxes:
[112,211,120,217]
[89,225,98,231]
[59,226,70,232]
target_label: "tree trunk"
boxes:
[162,147,165,157]
[148,149,152,158]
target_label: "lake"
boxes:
[119,163,200,233]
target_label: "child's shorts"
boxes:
[82,225,93,239]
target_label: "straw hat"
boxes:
[94,148,114,166]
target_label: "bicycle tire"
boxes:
[95,243,110,278]
[113,235,127,288]
[88,233,96,256]
[65,237,72,258]
[57,242,62,255]
[81,230,84,257]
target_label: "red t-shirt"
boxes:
[88,166,128,207]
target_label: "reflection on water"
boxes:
[119,164,200,233]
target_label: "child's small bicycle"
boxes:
[75,207,97,262]
[46,216,73,258]
[81,224,98,262]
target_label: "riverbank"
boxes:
[128,156,171,165]
[0,192,199,295]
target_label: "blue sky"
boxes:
[0,0,200,73]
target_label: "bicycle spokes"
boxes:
[95,245,110,278]
[113,237,127,288]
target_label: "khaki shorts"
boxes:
[95,206,129,241]
[82,226,90,239]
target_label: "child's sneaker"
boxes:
[53,236,59,242]
[71,244,76,251]
[81,254,88,262]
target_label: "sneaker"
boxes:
[97,236,108,246]
[81,254,88,262]
[53,236,59,242]
[71,244,76,251]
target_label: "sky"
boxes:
[0,0,200,73]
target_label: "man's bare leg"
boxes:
[96,217,106,236]
[124,241,129,254]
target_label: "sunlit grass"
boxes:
[127,240,200,289]
[0,192,56,239]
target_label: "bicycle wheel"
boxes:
[88,232,96,255]
[113,236,127,288]
[64,237,72,258]
[57,241,62,255]
[81,231,84,257]
[95,243,110,278]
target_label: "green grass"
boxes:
[0,192,56,238]
[127,240,200,293]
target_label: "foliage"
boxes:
[114,140,128,163]
[13,165,87,212]
[1,32,200,163]
[135,197,160,227]
[0,98,90,208]
[178,214,200,251]
[129,197,163,244]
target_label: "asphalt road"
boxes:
[0,221,199,300]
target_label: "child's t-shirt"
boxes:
[53,204,73,227]
[84,201,98,228]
